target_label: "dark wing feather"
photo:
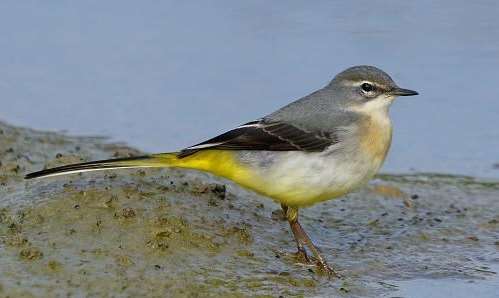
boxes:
[178,120,338,158]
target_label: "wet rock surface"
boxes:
[0,121,498,297]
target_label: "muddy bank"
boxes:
[0,121,498,297]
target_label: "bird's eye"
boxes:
[361,82,374,92]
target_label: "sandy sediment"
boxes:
[0,121,498,297]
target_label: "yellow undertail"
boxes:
[25,150,259,188]
[25,150,341,207]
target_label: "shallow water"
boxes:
[0,1,498,178]
[391,264,499,298]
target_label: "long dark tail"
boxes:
[25,153,177,179]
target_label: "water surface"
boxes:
[0,0,498,178]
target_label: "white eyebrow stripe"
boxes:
[343,80,374,87]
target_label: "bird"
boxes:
[25,65,418,276]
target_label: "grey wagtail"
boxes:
[26,65,418,276]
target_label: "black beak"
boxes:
[390,87,418,96]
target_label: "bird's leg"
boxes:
[281,204,340,277]
[281,204,310,262]
[291,219,340,277]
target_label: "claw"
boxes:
[316,260,342,278]
[294,248,311,264]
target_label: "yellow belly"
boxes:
[168,150,358,208]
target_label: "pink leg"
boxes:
[282,204,340,277]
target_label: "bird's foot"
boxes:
[315,259,342,279]
[293,247,311,264]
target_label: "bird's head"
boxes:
[328,65,418,113]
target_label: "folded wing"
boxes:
[178,120,339,158]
